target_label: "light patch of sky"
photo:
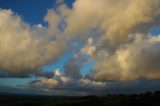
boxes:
[80,60,95,75]
[0,78,34,88]
[41,52,75,73]
[41,51,95,75]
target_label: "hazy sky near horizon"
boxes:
[0,0,160,96]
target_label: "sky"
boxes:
[0,0,160,96]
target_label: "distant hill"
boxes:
[0,91,160,106]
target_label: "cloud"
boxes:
[1,0,159,78]
[62,0,160,81]
[0,9,66,77]
[94,34,160,81]
[29,69,106,94]
[81,38,96,57]
[28,0,160,94]
[0,0,160,94]
[56,0,64,5]
[65,0,160,46]
[63,55,82,79]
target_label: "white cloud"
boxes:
[0,9,66,76]
[81,38,96,57]
[64,0,160,46]
[29,69,106,92]
[0,0,160,94]
[94,34,160,81]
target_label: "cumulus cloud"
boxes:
[0,9,66,77]
[58,0,160,82]
[63,0,160,81]
[63,55,82,79]
[29,69,106,94]
[65,0,160,46]
[1,0,159,78]
[0,0,160,94]
[94,34,160,81]
[81,38,96,57]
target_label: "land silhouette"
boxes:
[0,91,160,106]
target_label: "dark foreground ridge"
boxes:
[1,91,160,106]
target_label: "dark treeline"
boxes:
[0,91,160,106]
